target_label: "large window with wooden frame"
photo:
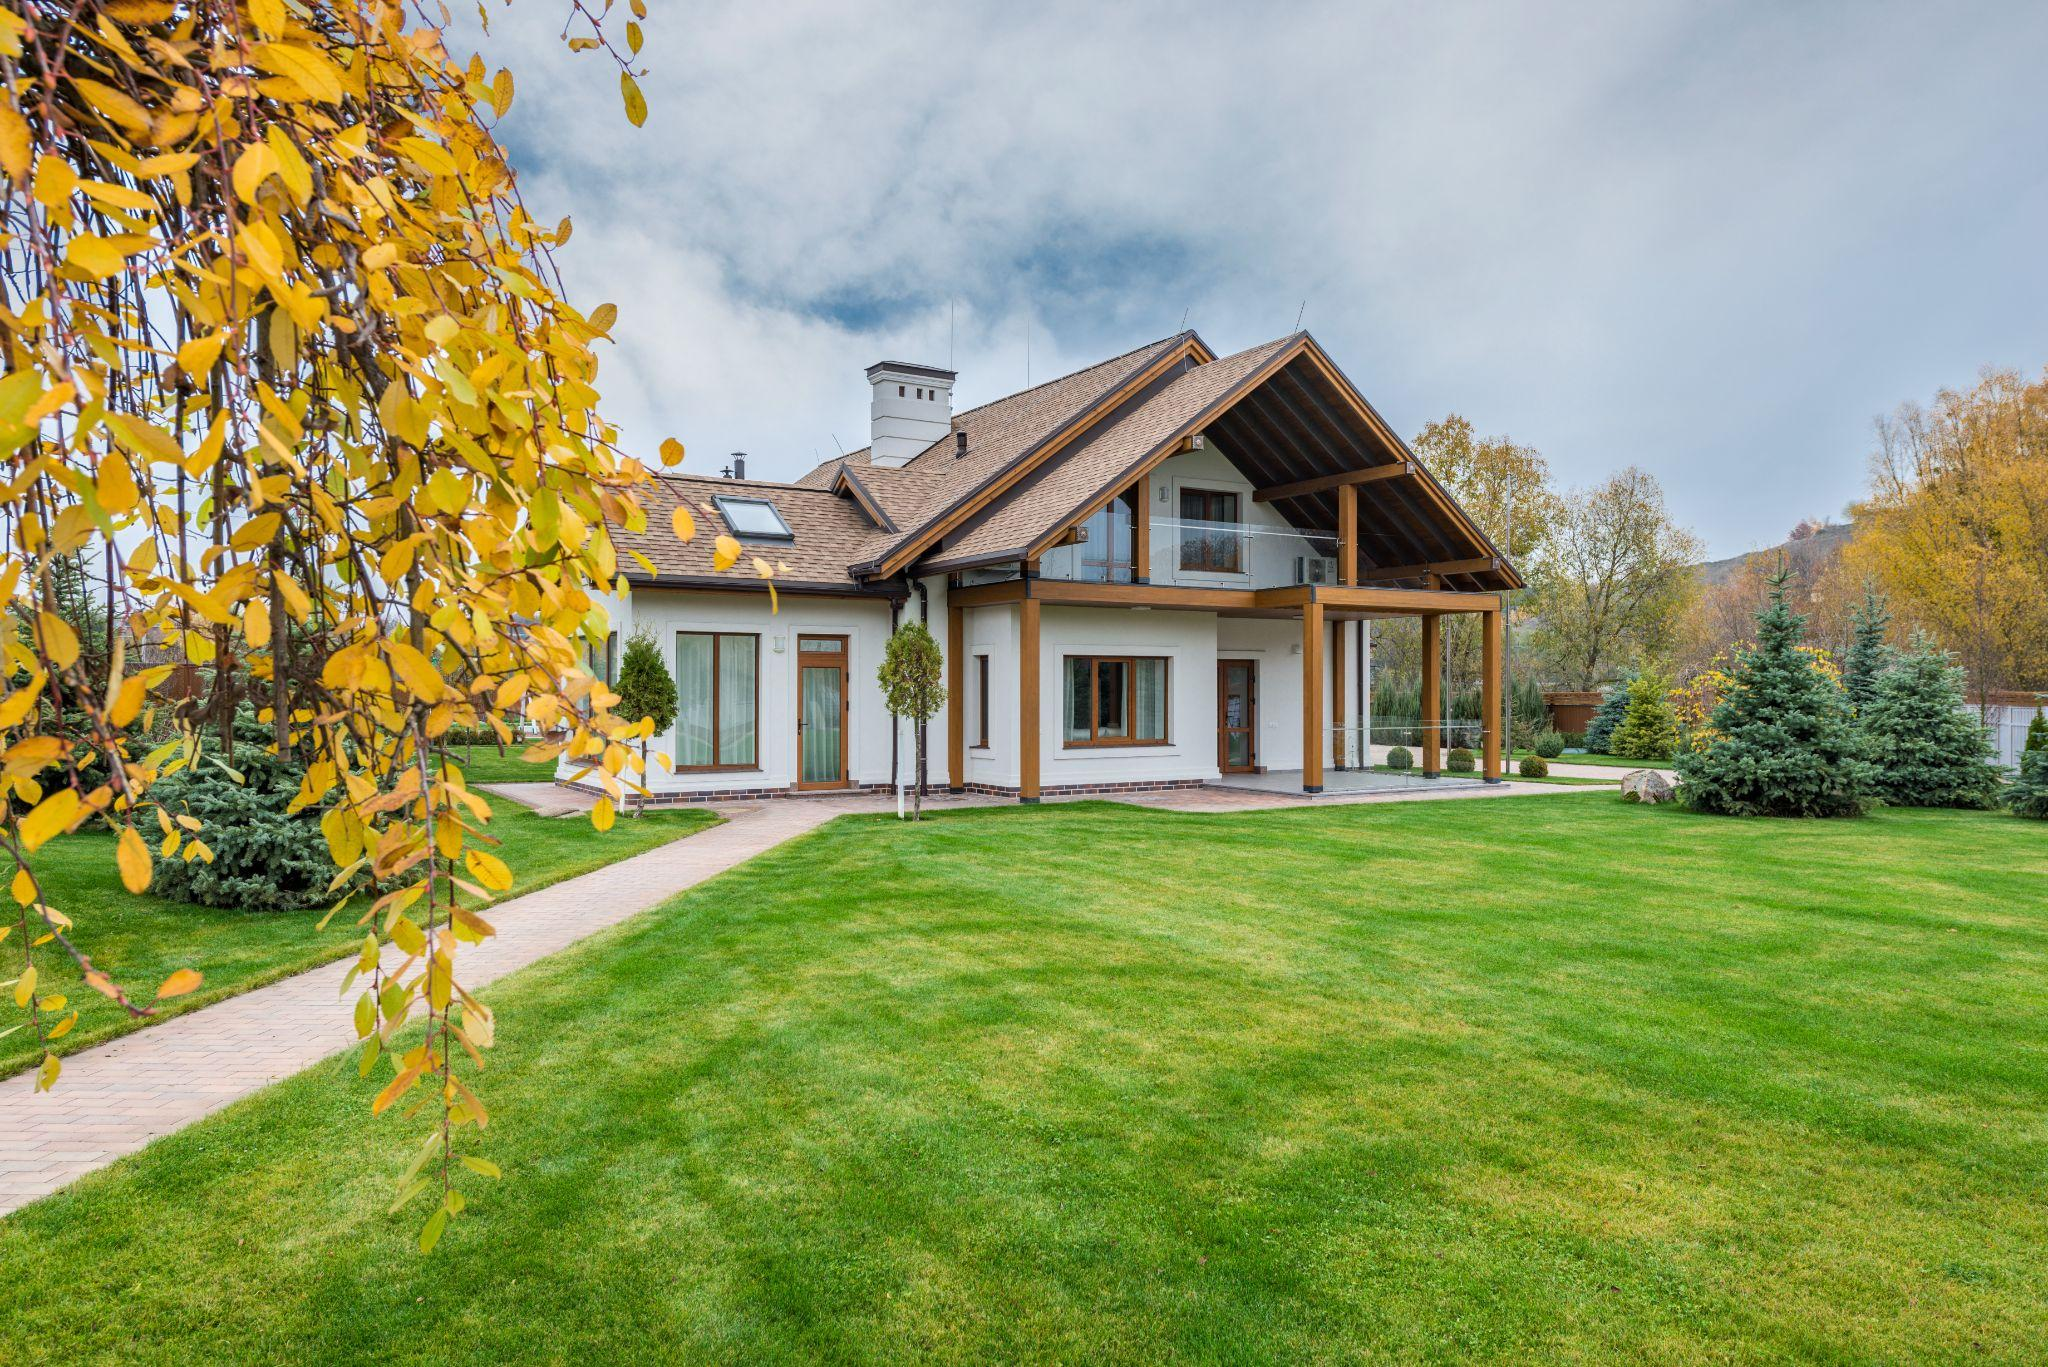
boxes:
[1063,655,1169,747]
[674,632,759,769]
[1178,488,1242,573]
[973,654,990,747]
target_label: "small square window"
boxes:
[898,385,905,397]
[712,495,794,540]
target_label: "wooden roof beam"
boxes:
[1252,462,1413,504]
[1359,555,1501,581]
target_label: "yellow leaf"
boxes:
[0,104,30,181]
[74,78,151,136]
[36,612,78,669]
[177,330,225,378]
[712,534,742,571]
[353,991,375,1038]
[386,641,445,702]
[249,0,286,38]
[460,1155,502,1179]
[242,597,271,646]
[117,825,152,893]
[592,795,615,832]
[12,964,34,1008]
[464,848,513,891]
[621,72,648,127]
[671,505,696,541]
[64,233,146,279]
[155,967,202,999]
[658,436,685,466]
[47,1010,77,1040]
[250,42,347,103]
[396,136,459,178]
[231,142,277,204]
[362,241,399,270]
[35,1051,58,1092]
[19,788,79,851]
[427,468,467,514]
[389,914,426,955]
[97,453,139,515]
[110,673,148,728]
[11,867,33,904]
[492,68,515,118]
[372,1062,425,1115]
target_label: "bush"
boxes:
[1446,747,1475,773]
[1583,676,1632,754]
[2007,747,2048,819]
[2025,709,2046,755]
[1534,731,1565,759]
[1610,674,1678,761]
[148,723,342,911]
[1858,636,2003,809]
[1561,731,1586,749]
[1677,576,1874,818]
[1518,755,1549,778]
[1386,746,1413,771]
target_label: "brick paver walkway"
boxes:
[0,779,1601,1216]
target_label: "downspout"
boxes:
[915,578,931,800]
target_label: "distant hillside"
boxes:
[1696,520,1855,587]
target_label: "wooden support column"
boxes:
[1337,483,1358,587]
[1302,599,1325,793]
[947,603,965,792]
[1133,474,1151,583]
[1331,618,1346,770]
[1019,597,1041,802]
[1420,612,1442,777]
[1482,607,1503,783]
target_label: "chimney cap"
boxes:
[865,360,956,383]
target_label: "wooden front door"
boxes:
[1218,659,1257,772]
[796,635,850,789]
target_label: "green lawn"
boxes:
[1516,749,1676,770]
[441,744,560,785]
[3,801,717,1079]
[5,798,2047,1363]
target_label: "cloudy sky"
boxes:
[473,0,2048,558]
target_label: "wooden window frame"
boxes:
[973,654,991,748]
[675,630,762,772]
[1062,654,1171,748]
[1177,487,1243,574]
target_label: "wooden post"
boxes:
[1302,598,1324,793]
[1337,482,1357,586]
[947,603,965,792]
[1133,475,1151,583]
[1420,612,1442,777]
[1331,617,1346,770]
[1482,607,1503,782]
[1019,596,1041,802]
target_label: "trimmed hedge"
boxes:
[1446,747,1475,773]
[1518,755,1549,778]
[1386,746,1413,771]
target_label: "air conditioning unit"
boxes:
[1295,556,1337,585]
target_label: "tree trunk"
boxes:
[913,727,925,821]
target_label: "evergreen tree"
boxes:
[1610,672,1677,761]
[2025,708,2047,755]
[878,621,945,820]
[1842,584,1892,717]
[1583,673,1634,754]
[613,629,678,817]
[2006,746,2048,820]
[1860,635,2005,808]
[1677,574,1875,817]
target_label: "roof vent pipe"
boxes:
[724,452,746,479]
[954,430,967,458]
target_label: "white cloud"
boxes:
[461,0,2048,554]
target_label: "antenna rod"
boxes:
[1294,300,1306,332]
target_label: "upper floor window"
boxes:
[1178,488,1241,573]
[713,495,794,541]
[1077,494,1134,583]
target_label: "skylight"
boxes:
[713,495,794,541]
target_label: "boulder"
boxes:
[1621,769,1676,804]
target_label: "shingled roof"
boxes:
[615,475,891,590]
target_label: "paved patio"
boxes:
[0,777,1605,1216]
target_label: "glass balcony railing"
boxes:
[1019,513,1342,592]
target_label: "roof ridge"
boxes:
[943,331,1190,425]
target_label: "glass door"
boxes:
[797,636,848,789]
[1218,660,1256,772]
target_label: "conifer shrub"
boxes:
[1386,746,1413,771]
[1859,636,2004,809]
[2025,709,2046,755]
[1842,586,1892,718]
[1534,730,1566,759]
[1610,673,1678,761]
[1583,676,1633,754]
[1518,755,1549,778]
[148,712,341,911]
[1677,576,1875,818]
[1446,747,1475,773]
[2006,747,2048,820]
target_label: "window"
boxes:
[1178,488,1241,573]
[898,384,906,397]
[712,495,794,541]
[1078,493,1134,583]
[1063,655,1168,746]
[586,630,617,685]
[973,655,990,747]
[675,632,759,769]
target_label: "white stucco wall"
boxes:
[564,579,953,796]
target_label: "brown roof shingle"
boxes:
[614,475,892,589]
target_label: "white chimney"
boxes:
[866,361,955,467]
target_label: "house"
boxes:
[568,330,1521,803]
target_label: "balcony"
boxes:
[1019,512,1341,593]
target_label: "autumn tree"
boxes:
[0,0,739,1251]
[1846,367,2048,708]
[1528,468,1701,688]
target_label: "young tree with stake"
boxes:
[878,622,944,820]
[612,630,677,816]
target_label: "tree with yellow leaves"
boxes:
[0,0,731,1252]
[1846,367,2048,709]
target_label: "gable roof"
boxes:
[614,474,891,590]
